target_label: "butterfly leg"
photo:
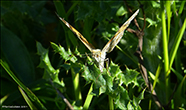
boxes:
[104,58,111,75]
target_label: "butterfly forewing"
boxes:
[102,9,139,53]
[56,14,95,52]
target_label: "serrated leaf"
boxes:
[36,42,59,78]
[104,74,113,92]
[115,86,129,109]
[127,101,134,110]
[36,42,65,89]
[109,61,123,78]
[90,65,106,93]
[123,67,140,87]
[133,88,145,109]
[50,42,77,63]
[82,62,107,95]
[82,65,93,84]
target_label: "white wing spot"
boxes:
[65,22,70,28]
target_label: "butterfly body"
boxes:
[57,9,139,72]
[91,49,106,72]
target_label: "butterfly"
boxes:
[56,9,139,72]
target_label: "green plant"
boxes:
[1,1,185,109]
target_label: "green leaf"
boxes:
[123,67,140,87]
[169,18,186,68]
[116,6,127,16]
[83,83,94,109]
[54,1,67,19]
[151,1,160,8]
[1,26,34,85]
[104,73,113,92]
[109,61,123,78]
[0,60,46,110]
[174,75,186,109]
[77,1,93,20]
[51,42,77,63]
[18,86,37,110]
[36,42,65,89]
[61,63,71,70]
[115,86,129,109]
[127,102,134,110]
[146,18,158,28]
[133,88,145,109]
[37,42,59,79]
[82,60,107,95]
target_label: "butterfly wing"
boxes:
[56,14,95,52]
[102,9,139,53]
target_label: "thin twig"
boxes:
[50,79,74,110]
[124,0,162,108]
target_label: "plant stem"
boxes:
[161,2,170,104]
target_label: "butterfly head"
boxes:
[92,49,102,61]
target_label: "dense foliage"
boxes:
[1,1,186,110]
